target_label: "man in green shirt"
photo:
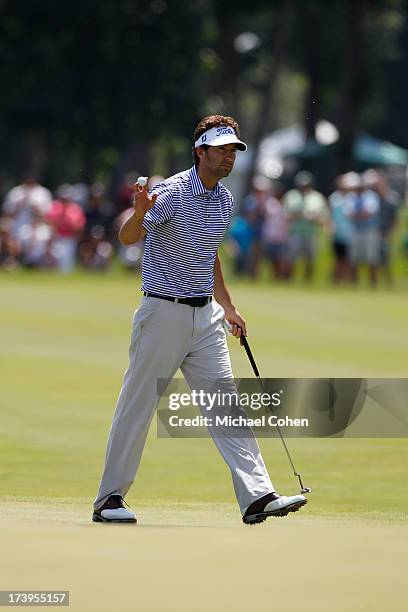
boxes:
[283,171,329,281]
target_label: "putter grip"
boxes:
[240,333,260,378]
[225,320,261,378]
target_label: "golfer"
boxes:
[93,115,306,525]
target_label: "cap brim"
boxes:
[199,135,247,151]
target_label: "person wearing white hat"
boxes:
[345,171,381,286]
[92,114,307,525]
[283,171,329,281]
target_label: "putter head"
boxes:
[301,487,312,494]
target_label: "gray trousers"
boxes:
[94,297,274,514]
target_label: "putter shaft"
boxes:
[240,334,311,494]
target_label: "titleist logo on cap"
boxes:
[200,127,235,144]
[194,126,247,151]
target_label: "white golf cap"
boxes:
[194,126,247,151]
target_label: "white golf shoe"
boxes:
[243,492,307,525]
[92,495,137,523]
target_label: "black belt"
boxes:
[143,291,212,308]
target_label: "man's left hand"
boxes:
[224,306,247,343]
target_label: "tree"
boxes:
[0,0,208,186]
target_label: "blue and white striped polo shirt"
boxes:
[141,165,234,297]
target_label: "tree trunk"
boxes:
[109,140,152,204]
[18,129,48,181]
[302,3,321,141]
[242,0,295,197]
[335,0,365,173]
[212,12,241,121]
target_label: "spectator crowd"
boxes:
[227,169,404,286]
[0,168,406,286]
[0,174,163,274]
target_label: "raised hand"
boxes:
[131,182,158,221]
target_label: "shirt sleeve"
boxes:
[226,194,234,228]
[364,191,380,214]
[282,190,300,213]
[344,194,356,216]
[3,188,19,214]
[142,182,176,232]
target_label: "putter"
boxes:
[226,322,312,495]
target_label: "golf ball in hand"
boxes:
[137,176,148,187]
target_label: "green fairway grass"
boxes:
[1,271,407,612]
[0,271,407,520]
[1,503,407,612]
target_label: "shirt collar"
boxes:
[190,165,221,197]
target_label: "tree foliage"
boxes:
[0,0,406,187]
